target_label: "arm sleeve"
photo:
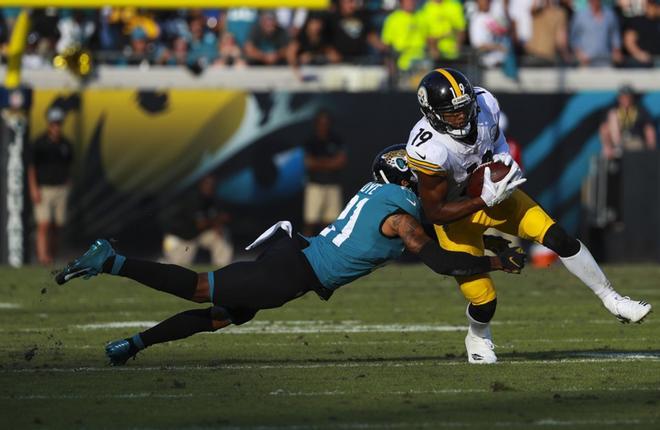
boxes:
[476,88,509,155]
[405,143,448,176]
[389,188,421,220]
[418,241,493,276]
[493,131,510,155]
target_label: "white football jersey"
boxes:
[405,87,509,202]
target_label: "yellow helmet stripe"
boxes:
[435,68,462,97]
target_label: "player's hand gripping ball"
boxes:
[466,161,511,198]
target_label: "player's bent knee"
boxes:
[542,224,580,258]
[210,306,232,322]
[519,206,555,242]
[467,299,497,324]
[193,273,212,303]
[458,275,496,305]
[211,306,257,326]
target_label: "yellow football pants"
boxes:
[435,189,555,305]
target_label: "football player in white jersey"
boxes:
[405,68,652,364]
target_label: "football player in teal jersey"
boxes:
[55,145,526,365]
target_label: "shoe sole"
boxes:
[55,268,91,285]
[468,358,497,364]
[617,307,652,324]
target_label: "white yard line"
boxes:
[4,355,660,374]
[64,318,655,334]
[2,317,655,333]
[73,320,468,333]
[4,337,653,350]
[0,302,21,309]
[4,387,659,402]
[205,419,654,430]
[75,321,160,329]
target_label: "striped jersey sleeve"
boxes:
[405,117,449,176]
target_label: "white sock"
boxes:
[560,240,620,302]
[466,306,492,339]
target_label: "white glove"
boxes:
[493,152,525,181]
[480,165,527,207]
[493,152,525,193]
[492,152,513,166]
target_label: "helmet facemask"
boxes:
[422,94,478,140]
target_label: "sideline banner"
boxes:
[0,87,32,266]
[24,88,660,260]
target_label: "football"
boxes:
[466,161,511,198]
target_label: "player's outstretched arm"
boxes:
[382,213,526,275]
[417,172,487,224]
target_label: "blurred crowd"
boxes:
[0,0,658,75]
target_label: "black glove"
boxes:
[496,246,527,274]
[483,234,512,254]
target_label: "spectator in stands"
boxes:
[303,110,347,236]
[288,13,337,70]
[120,27,152,66]
[153,9,189,46]
[27,107,74,265]
[56,9,96,54]
[418,0,466,64]
[30,8,60,53]
[326,0,385,64]
[524,0,572,65]
[119,7,161,41]
[188,14,218,68]
[23,33,52,70]
[469,0,510,67]
[570,0,623,66]
[98,7,124,57]
[508,0,535,49]
[214,32,247,67]
[616,0,647,18]
[381,0,427,72]
[244,10,289,65]
[222,7,259,47]
[276,7,308,38]
[621,0,660,67]
[558,0,575,20]
[599,85,656,159]
[156,36,189,66]
[160,175,233,267]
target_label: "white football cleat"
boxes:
[603,295,652,324]
[465,326,497,364]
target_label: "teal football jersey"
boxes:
[303,182,421,290]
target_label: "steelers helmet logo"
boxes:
[417,86,429,107]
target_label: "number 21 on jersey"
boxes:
[319,183,380,247]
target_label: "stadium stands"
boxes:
[1,0,658,84]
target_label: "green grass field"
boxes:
[1,264,659,429]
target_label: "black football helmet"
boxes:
[371,144,417,190]
[417,68,478,140]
